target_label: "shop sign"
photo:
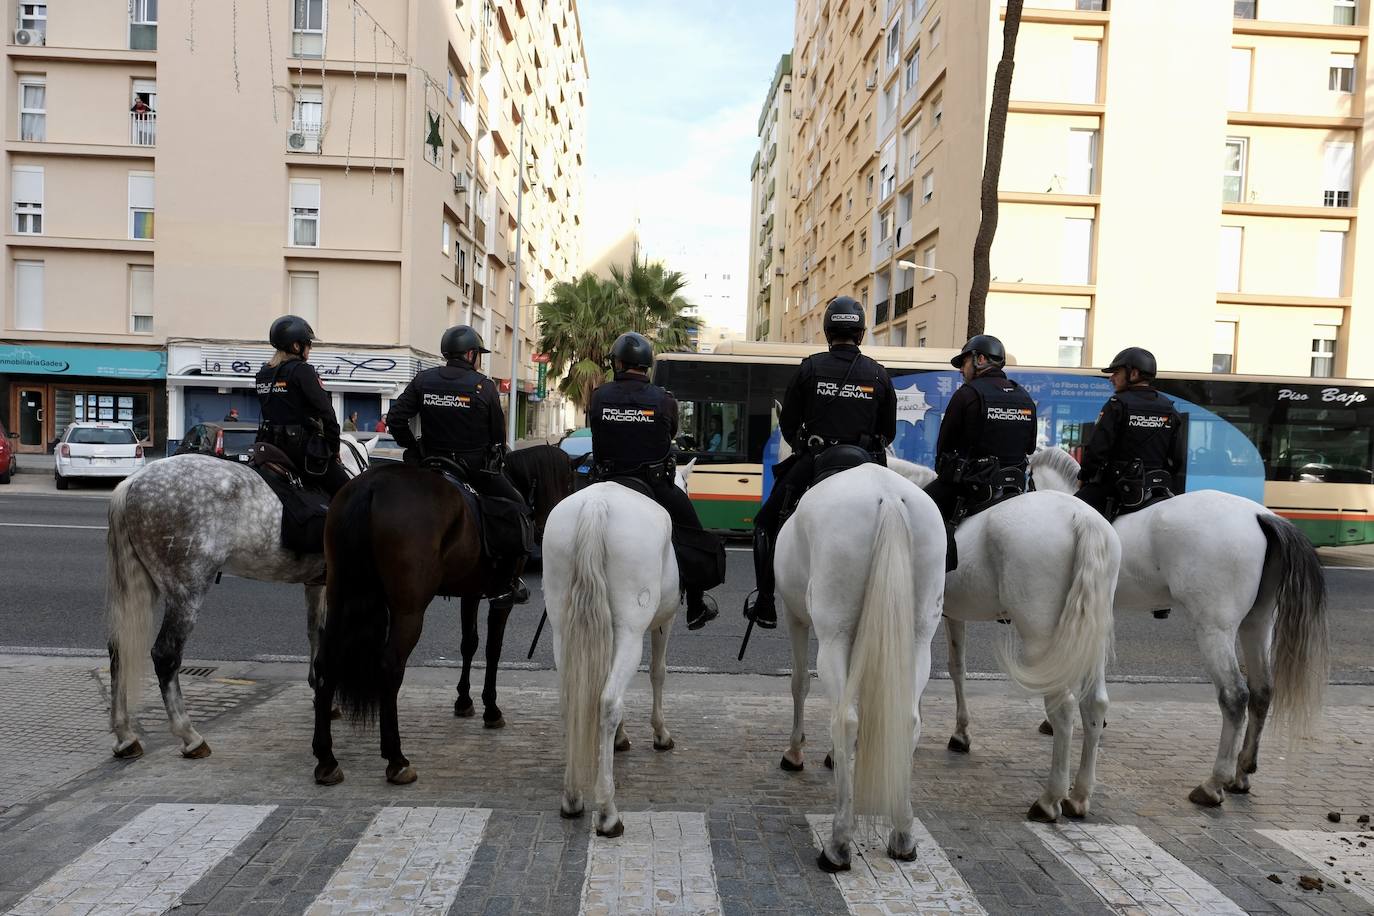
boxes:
[536,362,547,398]
[0,344,166,380]
[197,345,439,385]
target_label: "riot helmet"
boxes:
[610,332,655,371]
[269,315,316,355]
[1102,347,1157,379]
[822,296,866,343]
[950,334,1006,368]
[441,325,490,359]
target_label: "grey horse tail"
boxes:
[322,478,387,724]
[107,479,159,724]
[1257,513,1329,743]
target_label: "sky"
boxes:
[578,0,795,331]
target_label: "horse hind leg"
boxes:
[1231,603,1276,794]
[1189,622,1249,807]
[649,624,674,751]
[151,597,210,758]
[1063,667,1108,819]
[816,640,855,873]
[380,607,426,785]
[781,615,810,771]
[1029,689,1075,823]
[454,596,480,718]
[108,639,143,758]
[304,584,325,690]
[945,618,973,753]
[595,636,644,837]
[481,600,514,727]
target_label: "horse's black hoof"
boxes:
[559,805,583,820]
[1027,800,1058,823]
[823,753,834,770]
[597,819,625,838]
[483,716,506,730]
[888,845,918,862]
[779,755,803,772]
[182,740,212,760]
[1038,720,1054,736]
[1061,798,1089,819]
[454,701,476,718]
[113,740,144,760]
[614,737,631,753]
[1189,785,1224,807]
[386,764,418,785]
[947,735,971,754]
[314,764,344,786]
[817,851,850,873]
[653,736,675,751]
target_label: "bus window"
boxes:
[1268,408,1374,484]
[676,400,744,460]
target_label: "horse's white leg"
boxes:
[1189,621,1249,807]
[595,634,642,837]
[817,639,856,871]
[1029,689,1074,823]
[945,617,972,753]
[304,584,326,690]
[1232,601,1276,794]
[151,593,210,757]
[782,614,811,770]
[1063,665,1108,819]
[649,624,673,751]
[888,620,935,861]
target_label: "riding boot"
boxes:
[944,521,959,573]
[487,558,529,606]
[685,591,718,630]
[743,527,778,629]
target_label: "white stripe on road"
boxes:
[0,522,107,530]
[307,806,490,915]
[807,814,986,915]
[582,811,722,914]
[1258,829,1374,907]
[1028,823,1245,914]
[9,803,274,915]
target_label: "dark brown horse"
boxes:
[312,444,573,785]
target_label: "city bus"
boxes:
[652,342,1374,546]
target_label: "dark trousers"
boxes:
[922,476,959,523]
[469,468,526,506]
[1076,481,1114,520]
[648,477,713,608]
[751,454,817,601]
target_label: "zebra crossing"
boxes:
[4,804,1369,915]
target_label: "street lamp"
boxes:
[897,259,961,313]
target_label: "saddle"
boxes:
[1109,466,1175,520]
[421,457,535,566]
[246,442,330,555]
[812,443,875,485]
[951,457,1030,525]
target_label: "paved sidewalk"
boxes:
[0,656,1371,914]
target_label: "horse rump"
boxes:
[323,476,389,724]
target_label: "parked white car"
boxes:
[54,422,145,489]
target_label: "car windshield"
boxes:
[68,427,137,445]
[221,430,258,451]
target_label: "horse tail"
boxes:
[106,477,159,724]
[560,495,614,801]
[323,480,388,724]
[999,509,1115,698]
[1257,513,1328,741]
[842,496,917,825]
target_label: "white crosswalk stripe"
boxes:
[5,803,274,916]
[306,806,490,915]
[807,814,987,915]
[580,811,723,915]
[1028,822,1246,914]
[1258,828,1374,907]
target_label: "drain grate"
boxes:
[178,666,218,678]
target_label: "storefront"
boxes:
[0,343,166,453]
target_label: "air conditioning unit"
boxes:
[454,172,470,193]
[865,76,877,90]
[13,28,43,46]
[286,130,320,153]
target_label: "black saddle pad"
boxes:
[428,468,534,562]
[812,444,875,485]
[604,475,656,501]
[253,466,330,555]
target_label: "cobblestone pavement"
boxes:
[0,658,1371,915]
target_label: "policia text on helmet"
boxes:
[822,295,866,345]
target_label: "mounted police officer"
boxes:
[385,325,530,605]
[1076,346,1187,520]
[255,315,349,496]
[588,331,722,630]
[923,335,1037,565]
[743,296,896,629]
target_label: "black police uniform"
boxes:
[1076,385,1187,519]
[384,357,525,508]
[255,357,349,495]
[923,368,1037,522]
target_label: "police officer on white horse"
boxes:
[744,296,897,629]
[255,315,349,496]
[385,324,530,605]
[1076,347,1188,522]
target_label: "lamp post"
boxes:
[897,259,961,313]
[506,107,525,448]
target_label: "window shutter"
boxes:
[12,166,43,203]
[128,173,155,209]
[1217,226,1242,293]
[14,261,44,330]
[290,179,321,209]
[1317,231,1345,297]
[1324,142,1354,191]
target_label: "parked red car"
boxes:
[0,418,17,484]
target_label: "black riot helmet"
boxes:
[822,296,866,343]
[951,334,1006,368]
[441,325,490,359]
[1102,346,1158,379]
[269,315,316,355]
[610,332,655,371]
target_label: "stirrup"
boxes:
[685,594,718,631]
[490,577,530,606]
[743,590,777,629]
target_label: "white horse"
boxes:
[1028,447,1328,805]
[543,462,695,837]
[774,462,946,872]
[106,434,373,759]
[887,457,1120,822]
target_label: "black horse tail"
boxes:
[323,477,389,724]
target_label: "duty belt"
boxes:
[593,455,676,482]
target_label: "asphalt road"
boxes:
[3,487,1372,683]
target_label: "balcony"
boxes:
[875,298,890,325]
[893,287,914,318]
[130,111,156,146]
[474,214,487,242]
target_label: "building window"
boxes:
[17,3,46,40]
[878,208,892,243]
[129,0,157,50]
[921,169,934,205]
[128,172,155,240]
[14,260,43,330]
[1062,217,1093,284]
[12,166,43,234]
[130,80,157,145]
[292,0,327,58]
[1077,0,1108,8]
[929,16,941,46]
[880,162,895,200]
[289,179,321,246]
[1234,1,1257,18]
[916,323,928,347]
[904,46,919,91]
[289,271,320,325]
[1067,129,1097,194]
[1329,53,1356,93]
[1323,141,1353,207]
[886,16,901,70]
[1334,0,1357,25]
[932,94,943,126]
[1217,226,1242,293]
[859,229,867,253]
[891,324,907,347]
[1071,40,1099,103]
[1317,230,1346,297]
[292,87,323,150]
[447,68,456,101]
[1222,137,1247,203]
[1311,329,1338,376]
[1058,309,1087,367]
[128,265,154,334]
[1229,48,1252,110]
[1213,321,1236,373]
[866,172,875,202]
[18,77,45,141]
[442,220,451,254]
[921,244,937,279]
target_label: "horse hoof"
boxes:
[483,716,506,730]
[182,740,212,760]
[1038,720,1054,736]
[888,845,918,862]
[330,706,342,721]
[1027,800,1059,823]
[1188,785,1224,807]
[653,736,675,752]
[454,701,476,718]
[816,851,850,873]
[560,804,584,820]
[823,753,834,770]
[614,737,631,753]
[597,819,625,838]
[387,765,418,785]
[1061,798,1089,820]
[1225,780,1251,795]
[947,735,971,754]
[314,764,344,786]
[112,740,143,760]
[779,755,803,772]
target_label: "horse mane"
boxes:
[507,444,575,522]
[1030,447,1081,491]
[886,455,937,488]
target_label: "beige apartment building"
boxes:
[747,53,792,342]
[2,0,586,454]
[781,0,1374,379]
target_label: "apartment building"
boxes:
[2,0,586,455]
[782,0,1374,379]
[746,53,792,342]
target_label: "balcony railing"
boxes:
[130,111,156,146]
[874,298,890,325]
[894,287,914,318]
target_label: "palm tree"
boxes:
[535,272,622,411]
[608,255,701,352]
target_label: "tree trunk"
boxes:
[967,0,1024,339]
